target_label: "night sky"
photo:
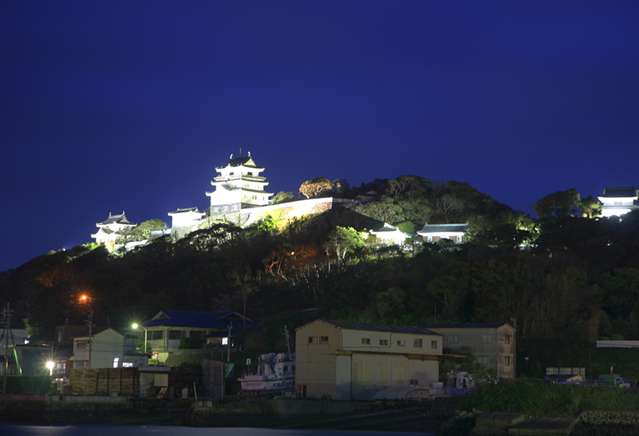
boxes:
[2,1,639,271]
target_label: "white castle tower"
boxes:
[206,151,273,216]
[91,211,136,251]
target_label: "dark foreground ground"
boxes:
[0,425,433,436]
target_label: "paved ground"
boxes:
[0,425,433,436]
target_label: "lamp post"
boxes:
[77,293,94,369]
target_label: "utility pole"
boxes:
[87,305,94,369]
[1,303,15,394]
[226,322,233,363]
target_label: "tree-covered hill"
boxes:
[2,176,639,376]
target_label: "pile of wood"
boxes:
[69,368,139,396]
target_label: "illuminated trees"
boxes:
[299,177,334,199]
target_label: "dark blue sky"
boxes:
[2,1,639,271]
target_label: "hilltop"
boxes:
[2,175,639,376]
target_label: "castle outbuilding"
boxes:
[91,212,135,251]
[598,186,639,218]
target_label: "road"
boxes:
[0,425,433,436]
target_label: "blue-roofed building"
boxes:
[142,309,253,364]
[418,223,468,244]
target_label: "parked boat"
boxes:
[238,326,295,394]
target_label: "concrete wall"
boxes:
[350,353,439,400]
[295,320,340,399]
[431,324,515,379]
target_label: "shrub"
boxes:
[572,411,639,436]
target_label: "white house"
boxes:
[418,223,468,244]
[296,320,442,400]
[91,212,136,251]
[71,328,146,369]
[370,223,410,245]
[598,186,639,218]
[206,152,273,215]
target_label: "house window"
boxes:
[319,336,329,344]
[113,357,120,368]
[168,330,184,340]
[449,335,460,345]
[308,336,314,344]
[379,339,389,346]
[76,340,88,351]
[431,340,438,350]
[396,339,406,347]
[414,338,423,348]
[504,356,512,366]
[361,338,371,345]
[504,334,512,345]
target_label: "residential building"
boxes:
[295,320,442,400]
[425,322,516,379]
[142,309,252,365]
[90,211,136,251]
[370,223,410,245]
[418,223,468,244]
[598,186,639,218]
[70,328,146,369]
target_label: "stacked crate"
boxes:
[69,368,139,396]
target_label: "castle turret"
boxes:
[90,211,136,251]
[205,152,273,215]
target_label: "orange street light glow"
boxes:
[78,293,91,304]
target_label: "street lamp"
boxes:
[131,322,139,330]
[77,292,94,369]
[45,360,55,376]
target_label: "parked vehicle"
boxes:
[597,374,631,388]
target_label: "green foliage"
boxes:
[396,221,416,234]
[325,226,368,262]
[464,379,639,417]
[118,219,167,243]
[581,195,603,219]
[574,411,639,436]
[534,188,581,219]
[272,191,296,204]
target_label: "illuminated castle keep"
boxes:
[598,186,639,218]
[92,151,341,247]
[90,212,135,251]
[206,152,273,216]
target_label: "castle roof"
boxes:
[600,186,638,198]
[169,207,205,215]
[97,211,134,226]
[419,223,468,234]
